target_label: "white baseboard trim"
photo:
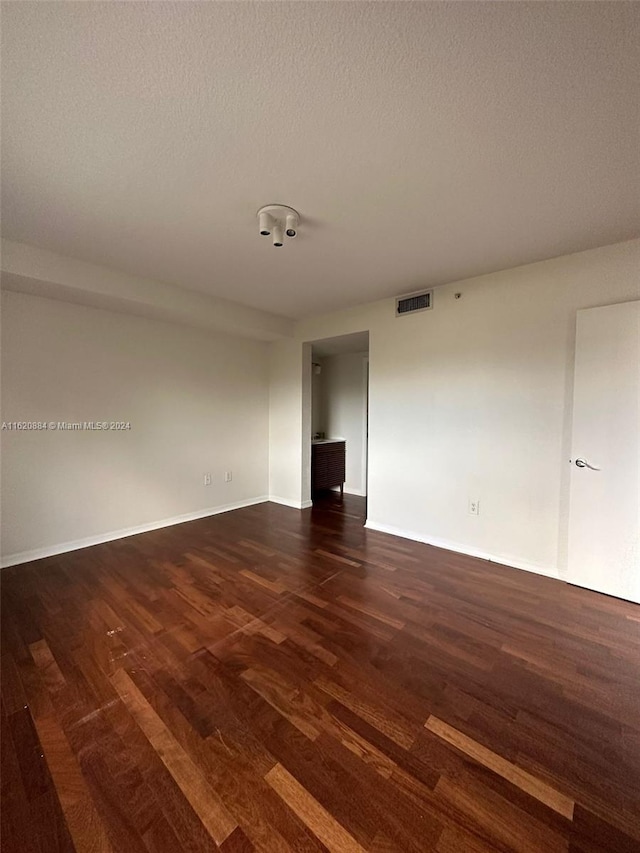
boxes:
[364,520,559,580]
[0,495,270,569]
[268,496,313,510]
[329,486,367,497]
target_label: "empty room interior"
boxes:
[1,2,639,852]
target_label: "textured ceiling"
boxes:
[2,1,639,319]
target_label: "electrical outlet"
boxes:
[203,473,211,486]
[224,471,232,483]
[468,498,480,516]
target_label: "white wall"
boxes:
[270,239,640,578]
[1,291,270,564]
[319,352,368,495]
[268,339,312,509]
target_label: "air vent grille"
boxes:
[395,290,433,316]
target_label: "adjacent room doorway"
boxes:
[306,332,369,520]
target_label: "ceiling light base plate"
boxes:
[257,204,298,220]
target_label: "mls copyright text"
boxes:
[2,421,132,431]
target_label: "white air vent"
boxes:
[395,289,433,317]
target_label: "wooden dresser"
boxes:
[312,440,346,497]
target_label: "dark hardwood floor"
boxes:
[2,493,639,852]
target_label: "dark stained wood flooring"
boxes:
[2,493,640,852]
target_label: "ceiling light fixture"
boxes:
[272,222,284,247]
[258,211,274,236]
[257,205,299,247]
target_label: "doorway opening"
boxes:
[306,331,369,522]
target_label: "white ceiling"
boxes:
[2,2,639,320]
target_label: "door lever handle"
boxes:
[575,458,601,470]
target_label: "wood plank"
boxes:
[265,762,367,853]
[239,570,286,595]
[336,595,405,630]
[30,714,114,853]
[29,639,67,693]
[425,715,575,819]
[110,668,237,845]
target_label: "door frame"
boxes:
[361,356,369,497]
[304,335,370,513]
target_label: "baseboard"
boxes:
[268,496,313,510]
[330,486,367,497]
[364,520,559,580]
[0,495,270,569]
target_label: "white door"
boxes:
[567,301,640,603]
